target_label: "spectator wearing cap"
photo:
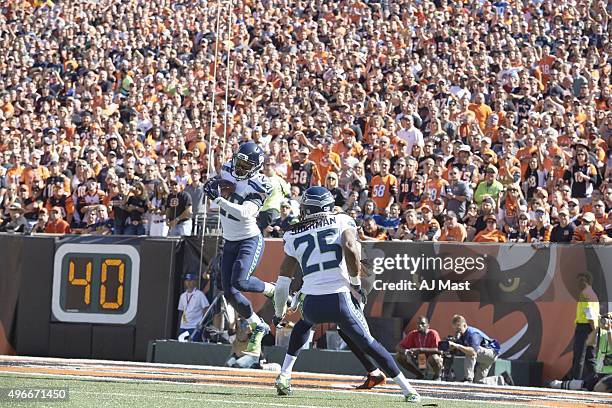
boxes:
[259,157,291,232]
[44,206,71,234]
[474,166,504,206]
[550,207,576,243]
[177,273,210,340]
[0,203,28,233]
[370,158,398,215]
[416,204,441,241]
[572,212,605,244]
[438,211,467,243]
[333,128,365,161]
[31,207,49,234]
[432,197,446,227]
[451,145,480,189]
[567,198,582,223]
[528,207,553,243]
[474,215,507,243]
[446,166,473,220]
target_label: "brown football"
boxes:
[216,178,236,199]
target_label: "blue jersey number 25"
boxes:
[293,228,342,276]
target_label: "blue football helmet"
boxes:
[230,142,265,180]
[300,186,335,219]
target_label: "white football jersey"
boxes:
[283,213,356,295]
[218,162,271,241]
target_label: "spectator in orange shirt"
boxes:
[333,128,364,161]
[438,211,467,242]
[572,212,605,243]
[468,93,493,131]
[370,158,398,215]
[416,204,441,241]
[474,215,507,243]
[310,137,341,182]
[44,206,71,234]
[358,216,388,241]
[21,150,50,189]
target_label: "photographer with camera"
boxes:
[446,315,513,386]
[396,316,443,380]
[549,313,612,392]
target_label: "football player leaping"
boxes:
[203,141,278,360]
[272,186,421,403]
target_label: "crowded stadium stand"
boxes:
[1,0,611,404]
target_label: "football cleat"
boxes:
[243,320,270,356]
[404,392,421,403]
[275,373,292,396]
[356,373,386,389]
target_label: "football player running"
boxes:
[272,186,421,403]
[203,142,278,360]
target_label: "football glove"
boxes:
[203,178,221,201]
[349,276,367,308]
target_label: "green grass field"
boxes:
[0,374,521,408]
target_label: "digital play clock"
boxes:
[51,244,140,324]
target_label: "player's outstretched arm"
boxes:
[274,255,298,319]
[342,228,361,278]
[214,197,259,219]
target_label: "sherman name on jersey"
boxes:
[217,162,272,241]
[283,213,356,296]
